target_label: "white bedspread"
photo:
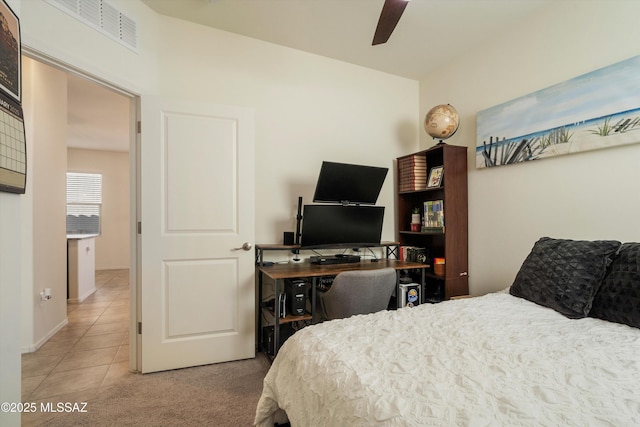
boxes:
[254,292,640,427]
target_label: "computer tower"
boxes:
[399,283,420,308]
[285,279,307,316]
[261,324,295,356]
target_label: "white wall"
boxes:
[0,194,21,426]
[68,148,130,270]
[21,0,158,97]
[152,15,419,255]
[0,186,22,425]
[419,1,640,295]
[21,57,69,351]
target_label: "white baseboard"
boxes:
[21,317,69,354]
[68,286,96,303]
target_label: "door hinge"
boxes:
[137,322,142,334]
[137,120,141,134]
[137,221,142,234]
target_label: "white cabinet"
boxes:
[67,234,97,302]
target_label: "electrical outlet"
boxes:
[39,288,52,302]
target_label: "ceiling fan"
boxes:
[372,0,410,45]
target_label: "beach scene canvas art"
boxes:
[476,55,640,168]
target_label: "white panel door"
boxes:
[140,96,255,373]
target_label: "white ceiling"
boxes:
[141,0,552,80]
[68,0,553,152]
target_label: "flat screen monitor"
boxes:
[312,161,388,205]
[300,204,384,248]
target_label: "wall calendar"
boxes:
[0,91,25,193]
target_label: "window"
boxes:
[66,172,102,235]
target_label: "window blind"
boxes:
[66,172,102,235]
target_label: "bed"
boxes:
[254,238,640,426]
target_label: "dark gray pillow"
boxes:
[589,243,640,328]
[510,237,621,318]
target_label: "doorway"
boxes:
[21,50,139,373]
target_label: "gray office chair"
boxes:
[318,268,397,320]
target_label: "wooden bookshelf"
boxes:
[396,144,468,300]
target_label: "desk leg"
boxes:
[257,270,263,352]
[395,270,401,309]
[420,268,426,305]
[274,278,282,356]
[311,277,317,323]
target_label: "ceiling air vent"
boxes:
[45,0,138,52]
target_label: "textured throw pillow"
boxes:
[589,243,640,328]
[510,237,621,318]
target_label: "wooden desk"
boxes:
[257,259,428,357]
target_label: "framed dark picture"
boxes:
[427,166,443,188]
[0,0,25,195]
[0,0,21,102]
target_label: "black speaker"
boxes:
[285,279,306,316]
[283,231,295,245]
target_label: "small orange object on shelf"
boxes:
[433,257,445,276]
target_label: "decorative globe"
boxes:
[424,104,459,140]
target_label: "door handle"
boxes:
[233,242,252,251]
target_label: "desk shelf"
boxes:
[255,241,400,266]
[261,306,312,324]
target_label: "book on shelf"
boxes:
[399,246,430,265]
[421,226,445,233]
[423,200,444,231]
[398,154,427,191]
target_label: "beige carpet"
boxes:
[41,354,272,427]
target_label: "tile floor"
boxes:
[21,269,133,425]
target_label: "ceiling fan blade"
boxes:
[372,0,409,45]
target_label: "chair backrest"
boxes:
[320,267,397,320]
